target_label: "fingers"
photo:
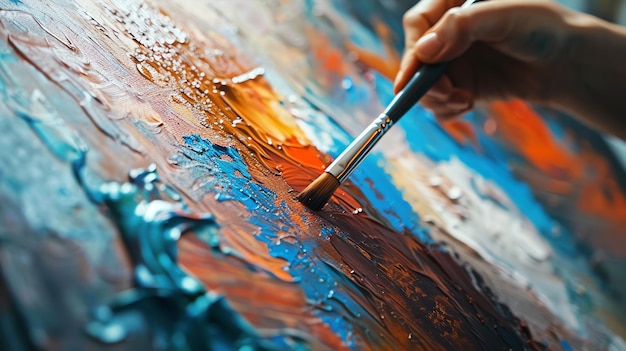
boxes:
[395,0,465,93]
[394,0,572,122]
[401,0,465,53]
[419,75,473,121]
[413,1,565,64]
[413,3,503,63]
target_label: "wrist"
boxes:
[550,10,626,137]
[547,8,598,107]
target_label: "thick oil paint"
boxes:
[0,0,625,350]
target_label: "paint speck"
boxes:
[341,77,353,90]
[429,176,442,187]
[352,207,363,215]
[231,67,265,84]
[232,118,242,127]
[483,118,497,135]
[447,186,462,201]
[423,216,436,225]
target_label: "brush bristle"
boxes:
[297,172,340,211]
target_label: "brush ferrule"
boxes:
[325,113,392,183]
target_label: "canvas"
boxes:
[0,0,625,350]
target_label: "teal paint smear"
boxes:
[0,78,287,351]
[307,0,410,53]
[0,26,302,349]
[0,34,107,238]
[85,165,286,351]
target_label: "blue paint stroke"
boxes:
[560,340,574,351]
[179,134,373,348]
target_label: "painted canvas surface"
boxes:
[0,0,625,350]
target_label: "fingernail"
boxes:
[393,71,405,92]
[393,70,402,87]
[416,32,443,60]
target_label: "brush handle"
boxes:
[325,112,393,182]
[384,62,450,122]
[325,0,482,183]
[324,62,450,183]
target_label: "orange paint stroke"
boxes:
[310,27,348,78]
[490,101,583,180]
[345,19,401,81]
[488,100,626,254]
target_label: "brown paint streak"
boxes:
[318,213,537,350]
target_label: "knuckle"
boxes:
[402,11,419,27]
[421,96,443,108]
[439,7,472,45]
[445,7,469,29]
[403,10,432,32]
[404,45,422,63]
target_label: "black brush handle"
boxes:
[383,61,450,123]
[325,61,451,182]
[326,0,483,183]
[383,0,485,122]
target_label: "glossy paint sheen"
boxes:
[0,0,624,350]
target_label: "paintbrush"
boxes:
[298,0,481,210]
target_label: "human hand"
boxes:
[394,0,626,140]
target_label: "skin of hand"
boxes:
[395,0,626,140]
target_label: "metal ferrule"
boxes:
[325,113,393,183]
